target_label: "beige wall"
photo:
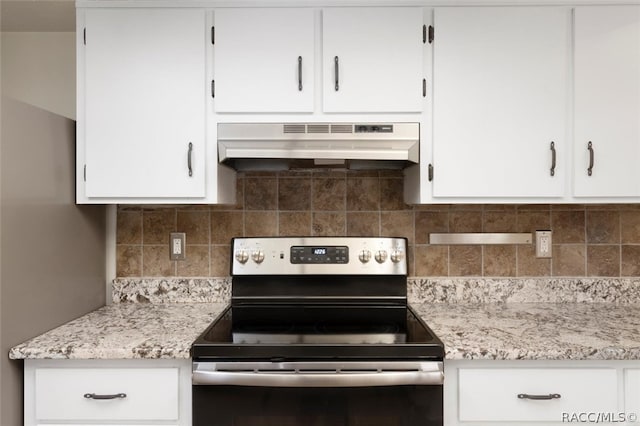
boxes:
[1,32,75,119]
[1,98,106,426]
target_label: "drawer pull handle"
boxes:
[84,393,127,400]
[518,393,561,400]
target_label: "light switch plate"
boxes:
[535,230,552,258]
[170,232,186,260]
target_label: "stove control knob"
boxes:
[251,250,265,264]
[390,250,404,263]
[375,250,388,263]
[358,250,371,263]
[235,250,249,264]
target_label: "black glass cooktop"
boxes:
[191,305,444,361]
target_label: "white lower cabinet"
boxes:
[25,359,192,426]
[446,360,640,426]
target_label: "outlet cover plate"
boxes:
[535,230,552,258]
[170,232,186,260]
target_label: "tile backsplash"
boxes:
[116,170,640,278]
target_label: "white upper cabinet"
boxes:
[432,7,569,198]
[573,6,640,198]
[213,8,315,113]
[83,8,206,198]
[322,7,425,113]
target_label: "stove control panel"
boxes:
[290,246,349,264]
[231,237,407,275]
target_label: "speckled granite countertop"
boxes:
[10,302,640,361]
[9,303,226,360]
[10,277,640,361]
[414,303,640,361]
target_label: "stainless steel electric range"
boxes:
[191,237,444,426]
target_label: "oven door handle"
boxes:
[193,365,444,387]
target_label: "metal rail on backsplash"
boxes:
[429,233,533,245]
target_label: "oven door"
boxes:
[192,361,443,426]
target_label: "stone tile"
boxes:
[449,204,482,211]
[515,204,552,211]
[414,245,448,276]
[278,170,312,178]
[347,170,379,178]
[244,177,277,210]
[483,245,516,277]
[517,211,551,233]
[117,211,142,244]
[176,245,209,277]
[312,169,348,178]
[116,245,142,277]
[413,204,450,212]
[551,211,585,243]
[449,212,482,233]
[622,246,640,276]
[380,178,407,211]
[177,211,209,245]
[278,178,311,211]
[312,178,346,211]
[142,245,174,277]
[621,210,640,244]
[347,212,379,236]
[551,204,586,210]
[406,245,415,277]
[211,245,231,276]
[279,212,311,236]
[415,211,449,244]
[484,205,518,211]
[585,204,622,210]
[312,212,346,236]
[552,245,586,277]
[517,245,551,277]
[449,245,482,276]
[211,211,244,244]
[142,209,176,244]
[586,211,620,244]
[346,177,379,211]
[380,211,414,244]
[587,245,620,277]
[483,211,517,232]
[245,212,278,236]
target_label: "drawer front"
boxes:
[458,368,617,422]
[35,368,178,421]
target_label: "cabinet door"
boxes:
[84,8,205,198]
[625,369,640,417]
[459,368,617,422]
[574,6,640,197]
[322,8,424,113]
[214,8,315,113]
[432,7,568,198]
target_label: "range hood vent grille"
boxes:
[331,124,353,134]
[307,124,330,134]
[283,124,306,134]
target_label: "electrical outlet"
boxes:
[170,233,186,260]
[535,230,552,258]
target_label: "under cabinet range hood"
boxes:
[217,123,419,171]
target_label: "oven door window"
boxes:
[193,385,442,426]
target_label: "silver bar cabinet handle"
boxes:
[298,56,303,91]
[84,393,126,400]
[518,393,561,400]
[587,141,594,176]
[550,141,556,177]
[334,56,339,91]
[188,142,193,177]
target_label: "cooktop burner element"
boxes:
[191,237,444,361]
